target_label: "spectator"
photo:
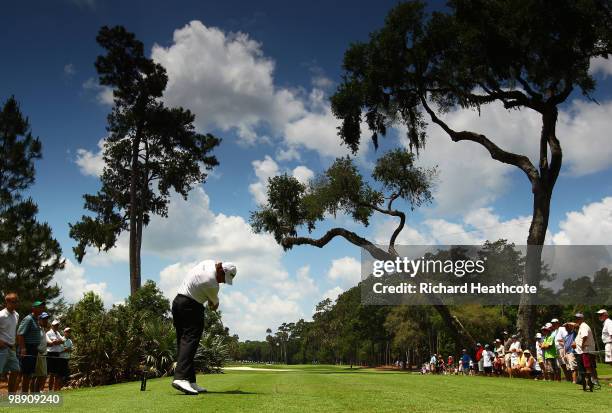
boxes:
[475,343,484,375]
[551,318,569,381]
[483,344,494,376]
[46,320,65,390]
[597,309,611,369]
[0,292,20,393]
[542,323,560,381]
[520,350,541,379]
[16,300,45,393]
[508,335,521,377]
[502,331,512,372]
[573,312,595,392]
[493,351,504,376]
[60,327,72,386]
[32,312,50,392]
[460,349,470,375]
[563,322,578,384]
[535,331,545,374]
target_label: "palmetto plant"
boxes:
[194,332,229,374]
[142,318,177,377]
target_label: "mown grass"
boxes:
[10,364,612,413]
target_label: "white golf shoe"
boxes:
[172,379,198,395]
[190,382,207,393]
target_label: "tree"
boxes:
[70,26,220,294]
[329,0,612,345]
[0,96,64,313]
[251,149,477,349]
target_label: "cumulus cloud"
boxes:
[63,63,76,76]
[82,78,113,106]
[54,259,113,304]
[322,286,344,303]
[249,156,279,205]
[552,197,612,245]
[248,155,314,204]
[589,56,612,78]
[151,21,304,145]
[152,21,368,161]
[75,138,105,177]
[327,256,361,289]
[400,96,612,214]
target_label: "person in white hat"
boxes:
[597,309,612,381]
[171,260,237,395]
[46,319,65,390]
[551,318,569,381]
[572,313,595,391]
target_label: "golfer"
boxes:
[171,260,237,395]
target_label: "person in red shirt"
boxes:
[475,343,484,375]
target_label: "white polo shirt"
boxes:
[575,322,595,354]
[46,329,64,353]
[602,318,612,344]
[0,308,19,346]
[176,260,220,305]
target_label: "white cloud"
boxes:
[63,64,75,76]
[151,21,305,145]
[589,56,612,78]
[322,286,344,303]
[401,97,612,214]
[291,165,314,185]
[249,156,279,205]
[552,197,612,244]
[82,78,113,106]
[75,138,105,177]
[327,257,361,288]
[54,259,113,304]
[248,156,314,204]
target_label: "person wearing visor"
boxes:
[171,260,237,395]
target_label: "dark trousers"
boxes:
[172,294,204,382]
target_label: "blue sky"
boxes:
[2,0,612,340]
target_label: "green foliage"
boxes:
[331,0,612,151]
[250,149,433,248]
[372,149,434,208]
[0,96,63,314]
[60,282,231,387]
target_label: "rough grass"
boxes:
[10,364,612,413]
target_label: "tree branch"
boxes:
[281,227,394,261]
[420,96,540,188]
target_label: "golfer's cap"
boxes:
[523,350,531,354]
[575,312,584,318]
[484,344,490,348]
[51,319,60,326]
[495,338,501,342]
[544,322,553,328]
[64,327,71,332]
[39,312,49,319]
[540,325,549,330]
[503,330,509,335]
[222,262,237,285]
[32,300,44,307]
[551,318,559,323]
[462,349,467,352]
[536,333,542,338]
[476,343,482,347]
[596,309,608,315]
[511,334,518,338]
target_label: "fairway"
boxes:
[11,365,612,413]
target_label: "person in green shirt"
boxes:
[541,323,560,381]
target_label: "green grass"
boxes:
[11,365,612,413]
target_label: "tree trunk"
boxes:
[129,131,142,296]
[517,107,559,349]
